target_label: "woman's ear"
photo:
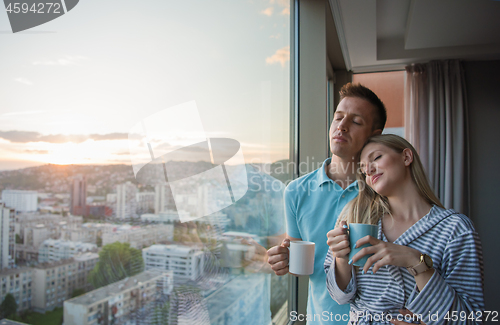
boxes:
[402,148,413,166]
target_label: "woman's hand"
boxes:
[326,221,350,261]
[352,236,421,274]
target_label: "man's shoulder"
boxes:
[284,167,323,194]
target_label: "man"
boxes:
[267,83,387,324]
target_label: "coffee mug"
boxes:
[288,241,315,276]
[348,223,378,267]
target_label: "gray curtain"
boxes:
[405,60,469,215]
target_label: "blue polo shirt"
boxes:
[285,158,358,325]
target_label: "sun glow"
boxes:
[1,139,132,166]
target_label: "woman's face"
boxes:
[359,142,411,197]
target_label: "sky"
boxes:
[0,0,290,170]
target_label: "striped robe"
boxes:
[324,206,484,325]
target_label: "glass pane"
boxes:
[0,1,291,324]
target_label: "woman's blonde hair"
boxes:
[336,134,444,226]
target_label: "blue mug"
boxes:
[348,223,378,267]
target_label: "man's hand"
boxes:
[267,238,290,276]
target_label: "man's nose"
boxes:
[337,119,348,132]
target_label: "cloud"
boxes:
[261,7,273,16]
[265,46,290,68]
[89,133,129,141]
[0,130,130,144]
[32,55,88,66]
[1,110,45,117]
[24,150,49,154]
[268,0,290,14]
[15,78,33,86]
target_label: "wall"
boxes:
[464,60,500,310]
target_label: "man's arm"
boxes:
[267,234,301,276]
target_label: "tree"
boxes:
[88,242,144,289]
[15,234,23,244]
[96,236,102,247]
[71,288,86,298]
[0,293,17,319]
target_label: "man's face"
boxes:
[329,97,382,159]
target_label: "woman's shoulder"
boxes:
[428,205,477,237]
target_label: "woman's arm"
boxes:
[324,249,356,304]
[352,231,484,324]
[324,221,356,304]
[405,231,484,325]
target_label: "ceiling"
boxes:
[328,0,500,73]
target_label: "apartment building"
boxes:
[102,224,173,250]
[219,232,259,270]
[60,227,98,244]
[38,239,97,263]
[32,253,98,312]
[142,244,204,282]
[115,182,137,219]
[63,270,173,325]
[1,190,37,213]
[140,210,179,224]
[136,192,155,214]
[0,203,15,269]
[15,214,83,247]
[0,267,33,312]
[14,245,39,264]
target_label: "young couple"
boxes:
[267,83,484,325]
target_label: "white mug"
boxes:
[288,241,315,276]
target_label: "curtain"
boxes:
[405,60,469,215]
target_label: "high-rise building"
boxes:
[143,244,204,282]
[136,192,155,214]
[1,190,37,212]
[0,203,15,269]
[70,175,87,216]
[154,184,167,214]
[116,182,137,219]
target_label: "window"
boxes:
[1,1,290,324]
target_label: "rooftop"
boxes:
[65,270,170,306]
[0,267,33,276]
[34,258,76,270]
[74,252,99,262]
[143,244,201,255]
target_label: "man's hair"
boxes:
[339,83,387,131]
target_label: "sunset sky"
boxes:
[0,0,290,171]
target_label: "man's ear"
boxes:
[371,129,383,136]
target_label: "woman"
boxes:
[324,134,484,325]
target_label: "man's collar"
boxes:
[317,157,358,190]
[316,158,333,187]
